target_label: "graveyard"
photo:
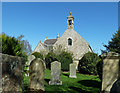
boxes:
[1,2,120,93]
[23,69,101,93]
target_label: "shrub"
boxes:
[58,51,73,71]
[78,52,101,75]
[45,52,58,69]
[32,52,43,60]
[45,51,73,71]
[96,59,102,80]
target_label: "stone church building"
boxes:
[33,12,92,68]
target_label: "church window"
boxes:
[69,20,72,26]
[68,38,72,46]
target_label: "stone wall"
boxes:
[1,53,25,92]
[101,52,120,93]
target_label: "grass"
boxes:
[23,69,101,93]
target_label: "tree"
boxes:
[78,52,101,75]
[0,33,32,60]
[103,29,120,54]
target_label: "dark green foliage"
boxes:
[32,52,43,60]
[1,33,23,56]
[58,51,73,71]
[0,33,32,61]
[103,29,120,54]
[45,51,73,71]
[78,52,101,75]
[96,59,102,80]
[45,52,58,69]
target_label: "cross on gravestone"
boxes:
[69,63,77,78]
[29,58,45,91]
[49,61,62,85]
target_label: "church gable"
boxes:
[53,12,92,60]
[34,12,92,61]
[33,41,46,53]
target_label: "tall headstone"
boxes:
[29,58,45,91]
[69,63,77,78]
[101,52,120,93]
[49,61,62,85]
[1,53,24,92]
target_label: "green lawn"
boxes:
[24,69,101,93]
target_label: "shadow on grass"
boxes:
[69,86,92,93]
[62,73,69,77]
[45,79,50,84]
[78,80,101,88]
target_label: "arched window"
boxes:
[68,38,72,46]
[69,20,72,26]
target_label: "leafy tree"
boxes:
[78,52,101,75]
[58,51,73,71]
[0,33,32,60]
[45,50,73,71]
[103,29,120,54]
[45,52,58,69]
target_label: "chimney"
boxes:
[57,33,59,39]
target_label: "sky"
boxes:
[2,2,118,55]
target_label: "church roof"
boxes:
[44,39,57,45]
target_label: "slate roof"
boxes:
[44,39,57,45]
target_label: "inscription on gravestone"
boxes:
[49,61,62,85]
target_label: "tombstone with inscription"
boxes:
[29,58,45,91]
[69,63,77,78]
[49,61,62,85]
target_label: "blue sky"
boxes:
[2,2,118,55]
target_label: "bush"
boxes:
[58,51,73,71]
[45,51,73,71]
[45,52,58,69]
[32,52,43,60]
[96,59,102,80]
[78,52,101,75]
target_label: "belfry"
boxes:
[34,12,92,69]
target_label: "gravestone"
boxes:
[29,58,45,91]
[25,55,35,76]
[49,61,62,85]
[27,55,35,66]
[101,52,120,93]
[1,53,24,92]
[69,63,77,78]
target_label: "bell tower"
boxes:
[67,12,74,29]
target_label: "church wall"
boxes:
[53,29,92,60]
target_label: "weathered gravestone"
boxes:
[49,61,62,85]
[29,58,45,91]
[101,52,120,93]
[69,63,77,78]
[27,55,35,66]
[1,53,24,92]
[25,55,35,76]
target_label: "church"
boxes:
[33,12,92,68]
